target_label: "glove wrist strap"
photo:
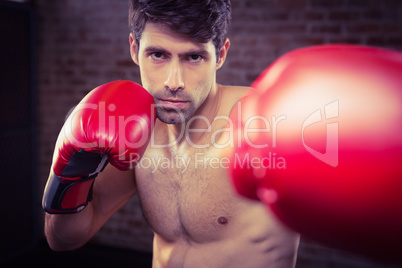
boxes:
[42,172,96,214]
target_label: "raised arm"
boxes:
[42,80,155,251]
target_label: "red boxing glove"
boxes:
[42,80,155,213]
[228,45,402,260]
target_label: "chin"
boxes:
[159,117,183,124]
[157,109,188,124]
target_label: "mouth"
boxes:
[157,98,189,110]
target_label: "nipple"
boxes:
[218,216,228,225]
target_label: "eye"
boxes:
[188,54,203,63]
[150,52,165,61]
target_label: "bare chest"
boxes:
[135,146,239,243]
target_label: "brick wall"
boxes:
[36,0,402,266]
[222,0,402,85]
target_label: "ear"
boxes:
[216,38,230,70]
[129,33,139,65]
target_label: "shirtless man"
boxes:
[43,0,300,267]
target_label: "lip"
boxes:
[157,98,189,110]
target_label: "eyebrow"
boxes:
[144,46,210,58]
[144,46,170,55]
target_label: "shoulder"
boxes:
[219,84,250,102]
[218,84,250,113]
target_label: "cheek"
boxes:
[190,63,215,87]
[139,63,164,92]
[198,65,216,89]
[192,70,215,103]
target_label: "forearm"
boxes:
[45,203,95,251]
[44,166,137,251]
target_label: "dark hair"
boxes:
[128,0,231,59]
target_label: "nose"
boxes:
[164,61,184,92]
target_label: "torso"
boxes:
[135,85,299,267]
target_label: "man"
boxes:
[44,0,300,267]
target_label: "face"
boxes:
[130,23,228,124]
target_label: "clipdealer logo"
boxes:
[302,100,339,167]
[62,100,340,170]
